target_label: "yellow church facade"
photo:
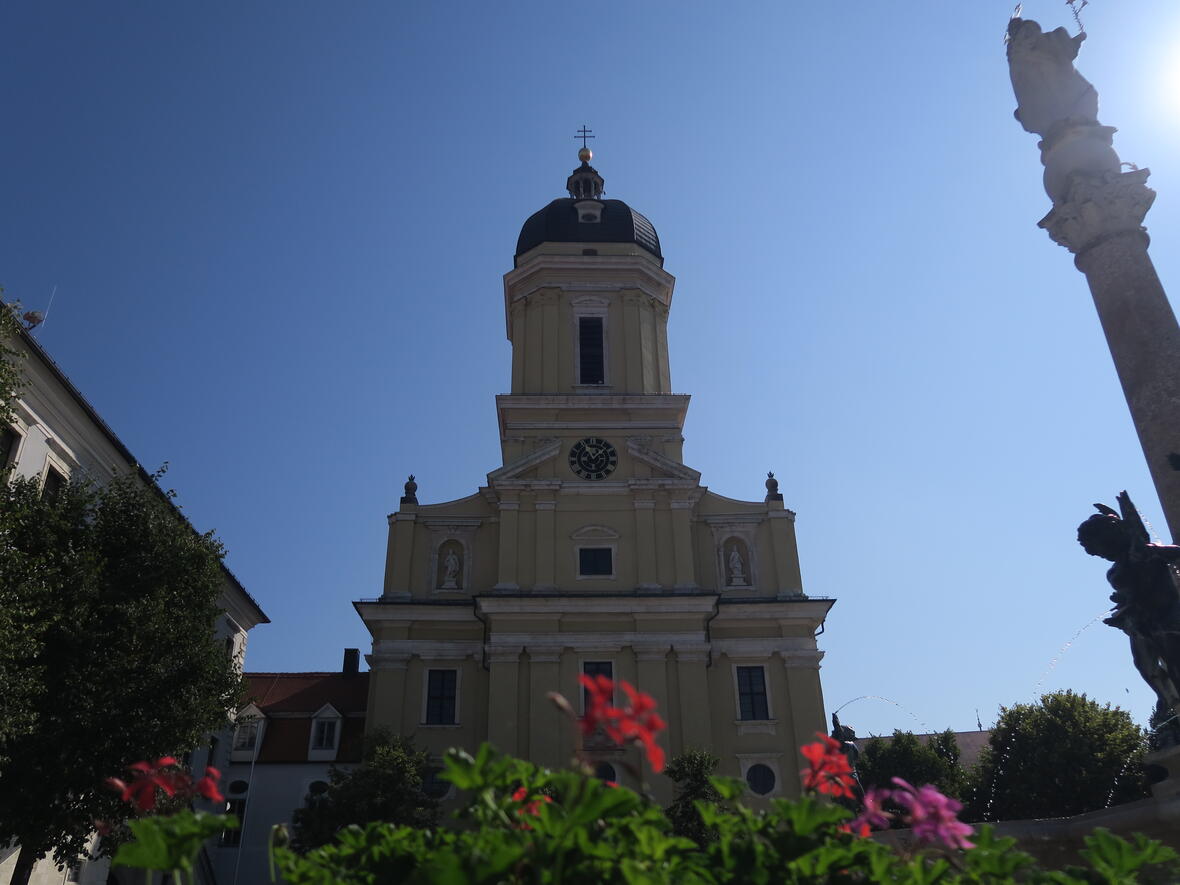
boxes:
[357,151,832,802]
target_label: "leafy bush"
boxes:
[106,678,1180,883]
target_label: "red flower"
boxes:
[117,758,183,811]
[105,759,225,813]
[194,767,224,803]
[510,786,552,826]
[577,676,666,773]
[800,734,856,799]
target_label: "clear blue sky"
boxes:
[5,0,1180,739]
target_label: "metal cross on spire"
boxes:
[575,126,595,150]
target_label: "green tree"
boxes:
[291,730,439,852]
[0,296,24,427]
[970,690,1148,822]
[0,474,242,885]
[664,749,726,846]
[857,729,971,802]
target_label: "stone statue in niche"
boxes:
[727,543,746,585]
[440,545,462,590]
[1077,492,1180,717]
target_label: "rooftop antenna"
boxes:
[40,285,57,330]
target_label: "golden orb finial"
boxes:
[578,146,593,163]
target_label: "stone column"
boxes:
[1007,18,1180,540]
[487,646,522,755]
[670,500,697,589]
[675,646,713,751]
[527,646,564,769]
[495,496,520,590]
[1068,225,1180,541]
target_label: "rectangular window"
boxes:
[578,547,613,577]
[220,799,245,847]
[582,660,613,711]
[0,426,18,468]
[311,719,337,750]
[42,466,65,501]
[425,669,457,725]
[233,721,258,750]
[736,666,769,721]
[578,317,605,384]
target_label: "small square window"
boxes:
[311,719,337,750]
[736,666,769,721]
[425,669,457,725]
[578,547,613,577]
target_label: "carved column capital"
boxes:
[486,645,523,665]
[1039,168,1155,255]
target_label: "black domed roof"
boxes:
[515,198,662,262]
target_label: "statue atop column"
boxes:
[1006,19,1097,138]
[1078,492,1180,716]
[1007,20,1180,544]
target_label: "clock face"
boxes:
[568,437,618,481]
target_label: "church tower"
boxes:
[358,148,833,800]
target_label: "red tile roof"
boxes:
[243,672,369,714]
[240,672,369,764]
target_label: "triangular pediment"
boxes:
[488,438,561,482]
[626,438,701,481]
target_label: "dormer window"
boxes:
[311,719,337,750]
[232,720,259,751]
[308,704,343,760]
[230,706,264,761]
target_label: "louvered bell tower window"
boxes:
[578,317,605,385]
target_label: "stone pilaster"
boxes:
[527,647,564,769]
[487,646,522,755]
[384,511,416,598]
[633,499,658,588]
[779,650,826,772]
[534,498,556,591]
[670,500,697,589]
[495,497,521,590]
[675,646,712,751]
[365,651,410,734]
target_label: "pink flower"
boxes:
[849,786,893,834]
[890,777,974,850]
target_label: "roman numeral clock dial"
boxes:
[568,437,618,481]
